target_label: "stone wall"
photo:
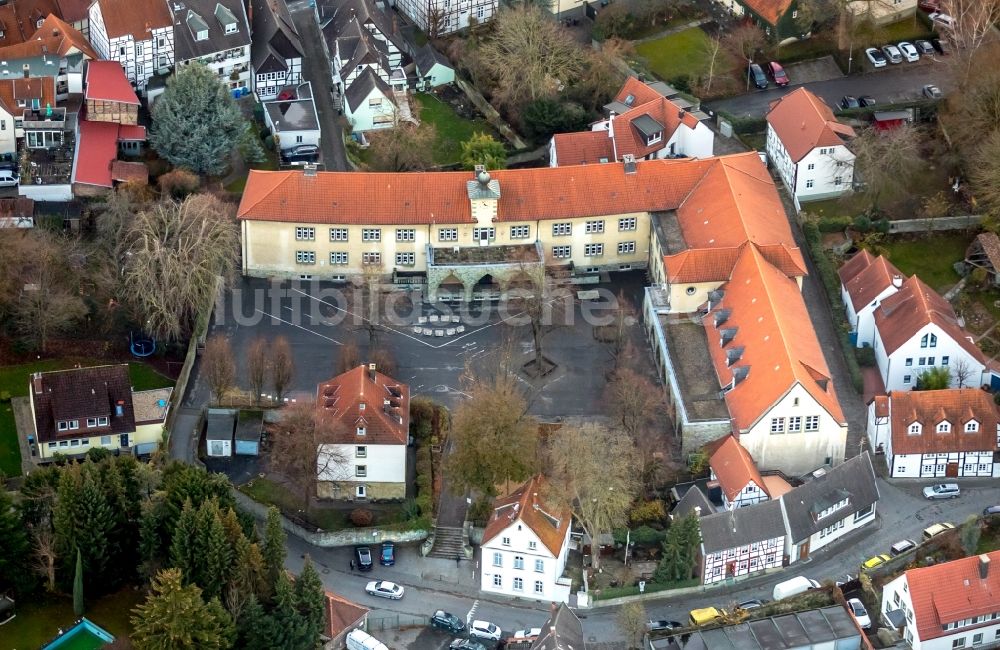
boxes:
[453,77,528,150]
[316,481,406,500]
[887,215,982,233]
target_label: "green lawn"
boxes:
[0,360,174,478]
[635,27,736,83]
[883,233,972,293]
[239,477,409,531]
[1,587,143,649]
[413,93,500,166]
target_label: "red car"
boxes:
[918,0,939,11]
[767,61,789,86]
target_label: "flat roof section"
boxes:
[659,314,729,421]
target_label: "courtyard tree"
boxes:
[460,132,506,170]
[246,338,269,406]
[151,62,258,175]
[521,98,590,141]
[268,403,348,515]
[507,256,571,376]
[262,507,286,588]
[722,23,768,67]
[131,568,235,650]
[697,33,725,94]
[951,359,976,389]
[32,526,59,593]
[655,512,701,582]
[203,335,236,405]
[915,366,952,390]
[606,368,670,493]
[618,600,647,650]
[73,547,84,616]
[940,0,1000,84]
[120,194,240,342]
[960,514,982,555]
[270,336,295,402]
[547,423,638,570]
[851,124,923,209]
[366,120,436,172]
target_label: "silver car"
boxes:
[923,483,960,499]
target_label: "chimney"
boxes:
[693,505,701,516]
[31,372,42,394]
[303,163,317,177]
[622,153,637,174]
[892,274,903,288]
[368,362,376,382]
[980,554,991,580]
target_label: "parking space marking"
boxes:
[254,308,343,345]
[466,599,479,624]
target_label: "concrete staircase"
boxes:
[428,525,467,559]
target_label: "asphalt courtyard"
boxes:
[210,273,653,416]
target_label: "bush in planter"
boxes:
[350,508,374,527]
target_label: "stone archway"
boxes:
[503,270,537,295]
[471,273,500,301]
[435,273,464,302]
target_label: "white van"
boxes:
[772,576,821,601]
[346,628,389,650]
[0,169,18,187]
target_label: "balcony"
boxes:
[21,107,66,129]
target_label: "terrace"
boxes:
[20,132,75,185]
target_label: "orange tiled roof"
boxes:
[93,0,172,39]
[0,0,61,47]
[706,434,769,501]
[873,276,985,362]
[551,130,614,166]
[482,475,571,558]
[238,156,730,225]
[315,365,409,445]
[324,591,368,640]
[704,245,846,431]
[110,160,148,184]
[0,76,55,115]
[609,96,701,160]
[766,87,856,163]
[905,550,1000,641]
[0,14,96,60]
[884,389,1000,455]
[839,251,905,312]
[740,0,795,25]
[613,76,663,108]
[662,243,806,284]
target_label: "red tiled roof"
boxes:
[613,76,663,108]
[839,252,905,312]
[766,88,856,163]
[609,97,702,160]
[482,475,571,558]
[315,365,409,445]
[884,389,1000,455]
[0,14,97,60]
[85,60,139,105]
[118,124,147,140]
[324,591,368,640]
[0,77,55,116]
[74,120,121,187]
[55,0,91,23]
[0,0,61,47]
[740,0,795,25]
[874,276,985,362]
[662,243,806,284]
[111,160,147,184]
[706,435,769,501]
[94,0,172,39]
[704,245,846,432]
[551,130,614,166]
[30,364,136,443]
[905,550,1000,641]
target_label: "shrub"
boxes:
[86,447,113,462]
[853,215,872,232]
[817,216,853,233]
[629,500,667,525]
[630,525,668,545]
[350,508,374,527]
[468,498,492,524]
[415,493,432,517]
[0,391,10,402]
[855,346,877,367]
[157,168,200,198]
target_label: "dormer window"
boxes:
[214,3,239,35]
[908,423,922,435]
[965,420,979,433]
[356,426,366,436]
[647,131,662,145]
[187,10,209,41]
[937,421,951,433]
[359,402,366,411]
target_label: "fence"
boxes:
[367,613,428,632]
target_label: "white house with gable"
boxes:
[480,476,573,603]
[88,0,175,92]
[838,250,905,348]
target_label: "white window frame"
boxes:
[438,228,458,241]
[396,228,415,242]
[330,252,349,265]
[510,225,530,239]
[295,251,316,265]
[513,577,523,591]
[362,228,381,242]
[330,228,349,241]
[356,465,367,477]
[552,246,571,259]
[770,417,785,434]
[361,252,381,265]
[804,415,819,431]
[395,252,415,266]
[618,241,636,254]
[492,552,502,567]
[584,243,603,257]
[472,227,495,241]
[552,223,571,236]
[534,559,544,572]
[585,220,605,234]
[619,217,637,231]
[513,555,524,570]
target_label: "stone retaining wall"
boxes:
[453,77,528,150]
[887,215,982,233]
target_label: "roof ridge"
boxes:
[238,170,294,216]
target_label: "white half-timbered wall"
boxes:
[88,4,175,92]
[702,535,784,585]
[253,57,301,100]
[391,0,495,34]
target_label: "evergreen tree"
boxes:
[194,500,232,600]
[18,464,61,528]
[262,507,286,590]
[151,62,257,175]
[131,568,235,650]
[293,557,326,642]
[234,594,269,650]
[74,463,116,587]
[460,132,507,171]
[139,497,168,580]
[0,490,34,596]
[225,534,267,618]
[169,499,199,586]
[73,547,84,616]
[263,573,313,650]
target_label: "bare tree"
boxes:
[270,336,294,402]
[120,194,240,342]
[336,341,362,375]
[269,402,348,514]
[618,601,648,650]
[722,23,768,65]
[351,259,386,349]
[203,334,236,405]
[507,254,570,376]
[606,368,661,439]
[851,124,923,208]
[951,359,976,389]
[32,526,58,592]
[547,423,638,570]
[246,338,269,406]
[699,33,724,93]
[940,0,1000,84]
[365,109,437,172]
[970,130,1000,223]
[369,348,397,378]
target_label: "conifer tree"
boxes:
[131,568,235,650]
[169,499,199,586]
[262,507,286,590]
[294,557,326,642]
[0,489,33,596]
[73,547,84,616]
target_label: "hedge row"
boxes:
[593,577,699,601]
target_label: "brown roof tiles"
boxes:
[482,476,571,558]
[30,364,136,443]
[766,88,856,163]
[883,389,1000,455]
[94,0,172,39]
[905,550,1000,641]
[839,251,905,312]
[315,365,409,445]
[706,434,769,501]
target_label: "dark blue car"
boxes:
[380,541,395,566]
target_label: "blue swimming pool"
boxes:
[41,618,115,650]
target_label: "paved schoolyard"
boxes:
[210,272,657,417]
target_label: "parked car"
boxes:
[513,628,543,639]
[380,541,395,566]
[737,599,765,611]
[923,84,944,99]
[365,580,404,600]
[931,37,951,55]
[915,39,936,55]
[918,0,939,11]
[468,620,501,641]
[355,546,373,571]
[882,44,904,64]
[347,629,388,650]
[859,96,877,107]
[898,41,920,62]
[890,539,917,556]
[847,598,871,629]
[688,607,725,626]
[865,47,887,68]
[772,576,820,601]
[449,640,486,650]
[923,483,960,499]
[835,574,856,587]
[862,553,892,570]
[647,620,684,632]
[431,610,465,634]
[0,170,19,187]
[929,11,954,29]
[748,63,768,90]
[767,61,789,86]
[984,505,1000,516]
[840,96,861,110]
[283,144,318,157]
[923,522,956,540]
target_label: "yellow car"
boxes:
[688,607,725,627]
[861,554,892,570]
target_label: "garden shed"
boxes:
[235,410,263,456]
[205,408,236,457]
[965,232,1000,287]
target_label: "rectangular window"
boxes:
[362,228,381,242]
[788,416,802,433]
[86,418,97,427]
[70,440,79,447]
[355,465,367,477]
[834,177,842,186]
[473,227,495,241]
[770,417,785,434]
[807,163,815,170]
[438,228,457,241]
[528,541,537,551]
[58,421,68,431]
[492,552,502,567]
[68,420,79,430]
[943,356,950,365]
[585,220,605,234]
[136,62,144,76]
[356,426,366,436]
[396,228,415,242]
[356,446,366,458]
[905,358,913,366]
[395,252,415,266]
[98,416,108,426]
[552,223,571,236]
[502,537,510,546]
[330,252,348,265]
[919,357,926,366]
[295,251,315,265]
[534,559,544,572]
[330,228,348,241]
[584,243,603,257]
[492,574,501,587]
[904,374,912,384]
[534,580,544,594]
[513,556,524,570]
[361,252,381,264]
[100,436,111,445]
[953,639,965,649]
[619,217,637,231]
[618,241,636,254]
[513,577,523,591]
[552,246,571,259]
[805,179,814,188]
[854,504,875,521]
[136,43,144,56]
[805,416,820,431]
[510,225,530,239]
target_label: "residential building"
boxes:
[705,434,771,510]
[649,606,866,649]
[528,603,583,650]
[712,0,803,42]
[765,87,856,203]
[56,0,92,36]
[28,364,172,460]
[390,0,496,36]
[168,0,252,92]
[846,0,917,25]
[322,591,369,650]
[343,67,397,132]
[838,250,904,348]
[263,82,320,152]
[0,14,97,98]
[550,77,713,167]
[248,0,303,100]
[881,550,1000,650]
[0,78,57,157]
[314,364,409,501]
[413,43,453,90]
[87,0,175,92]
[871,275,986,391]
[867,389,1000,478]
[697,498,786,585]
[480,476,573,603]
[779,453,879,563]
